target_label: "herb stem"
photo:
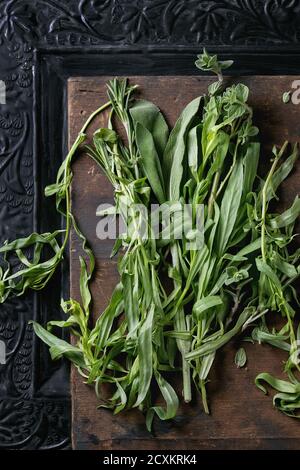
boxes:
[182,314,192,403]
[81,101,111,134]
[208,170,221,218]
[61,100,114,253]
[281,299,300,373]
[261,142,288,262]
[216,141,239,198]
[200,380,209,414]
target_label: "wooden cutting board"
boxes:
[68,76,300,450]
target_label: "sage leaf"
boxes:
[130,99,169,158]
[163,97,201,200]
[135,122,166,203]
[216,157,244,255]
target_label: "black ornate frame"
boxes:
[1,0,300,450]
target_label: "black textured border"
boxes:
[1,0,300,450]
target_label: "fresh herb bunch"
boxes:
[1,51,300,427]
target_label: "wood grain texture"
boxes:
[68,76,300,450]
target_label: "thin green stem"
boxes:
[82,101,111,134]
[61,100,114,253]
[216,141,239,198]
[182,355,192,403]
[281,300,300,373]
[200,380,209,414]
[261,142,288,262]
[207,170,220,218]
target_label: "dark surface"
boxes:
[69,75,300,450]
[1,0,300,450]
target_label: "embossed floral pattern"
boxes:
[0,399,69,449]
[0,0,299,45]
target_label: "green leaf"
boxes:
[273,392,300,417]
[135,304,155,407]
[187,125,200,177]
[219,60,234,70]
[256,258,282,289]
[282,91,291,104]
[265,144,298,202]
[235,84,249,103]
[123,260,139,338]
[255,373,300,395]
[216,157,244,255]
[163,97,201,200]
[229,238,261,262]
[91,283,123,352]
[0,231,63,252]
[208,81,223,96]
[31,321,86,369]
[209,131,230,171]
[235,348,247,368]
[199,352,216,380]
[243,143,260,196]
[135,122,166,203]
[186,307,253,360]
[193,295,223,320]
[79,256,92,315]
[254,328,290,352]
[225,265,250,285]
[270,196,300,229]
[271,252,297,278]
[195,49,233,76]
[151,370,179,421]
[94,128,118,143]
[130,99,169,158]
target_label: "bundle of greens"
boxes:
[1,50,300,427]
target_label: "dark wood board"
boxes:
[68,76,300,450]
